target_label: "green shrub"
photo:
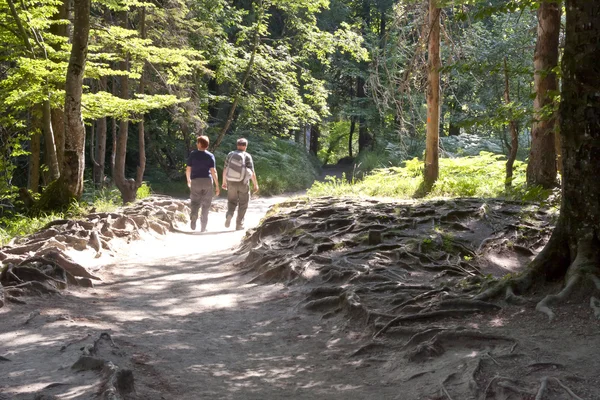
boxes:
[309,152,542,201]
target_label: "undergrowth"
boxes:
[308,152,552,202]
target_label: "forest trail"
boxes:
[0,195,403,399]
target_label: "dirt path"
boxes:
[0,196,402,399]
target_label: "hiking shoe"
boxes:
[236,224,244,231]
[225,214,232,228]
[190,219,196,230]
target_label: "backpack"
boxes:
[226,151,251,183]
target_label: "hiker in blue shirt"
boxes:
[222,138,259,230]
[186,135,220,232]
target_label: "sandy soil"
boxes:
[0,196,402,399]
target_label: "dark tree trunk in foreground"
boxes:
[494,0,600,321]
[424,1,441,189]
[526,0,561,188]
[503,58,519,188]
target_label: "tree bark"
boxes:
[60,0,90,201]
[309,124,320,157]
[526,0,600,307]
[113,11,137,204]
[136,7,147,188]
[526,0,561,188]
[504,58,519,188]
[50,0,68,170]
[93,77,107,187]
[28,119,41,193]
[357,77,372,152]
[349,116,356,158]
[424,1,441,189]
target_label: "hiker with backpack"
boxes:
[186,135,220,232]
[222,138,259,230]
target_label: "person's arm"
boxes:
[246,154,259,193]
[222,154,230,189]
[210,167,220,196]
[251,172,259,193]
[186,166,192,188]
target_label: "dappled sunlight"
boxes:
[489,317,506,327]
[0,331,65,350]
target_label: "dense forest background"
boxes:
[0,0,560,217]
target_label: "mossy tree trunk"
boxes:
[526,0,561,189]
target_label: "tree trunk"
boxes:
[309,125,320,157]
[526,0,561,188]
[50,0,68,170]
[357,77,372,152]
[113,11,137,204]
[60,0,90,201]
[136,7,147,188]
[521,0,600,319]
[349,117,356,158]
[28,124,41,194]
[42,100,60,181]
[93,77,107,187]
[504,58,519,188]
[424,1,441,189]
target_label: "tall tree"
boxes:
[503,57,519,188]
[526,0,561,188]
[424,0,441,189]
[485,0,600,321]
[59,0,91,202]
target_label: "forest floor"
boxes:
[1,193,600,400]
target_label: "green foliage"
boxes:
[213,135,320,196]
[308,152,538,200]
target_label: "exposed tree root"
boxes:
[1,197,189,306]
[535,376,584,400]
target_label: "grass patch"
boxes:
[308,152,550,201]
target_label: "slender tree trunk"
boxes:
[357,77,372,152]
[526,0,561,188]
[424,1,441,189]
[349,117,356,158]
[28,123,41,193]
[504,58,519,188]
[42,100,60,180]
[93,77,107,187]
[136,7,147,188]
[522,0,600,317]
[59,0,90,202]
[113,11,137,204]
[309,125,320,157]
[50,0,68,170]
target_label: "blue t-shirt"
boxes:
[187,150,216,180]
